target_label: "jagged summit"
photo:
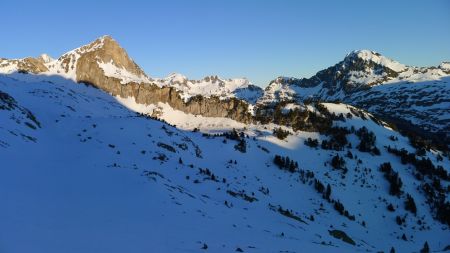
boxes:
[153,73,263,103]
[51,35,148,83]
[38,54,54,64]
[263,48,450,98]
[343,49,407,72]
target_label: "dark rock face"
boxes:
[74,37,253,123]
[270,51,402,95]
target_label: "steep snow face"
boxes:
[98,60,150,84]
[154,74,264,104]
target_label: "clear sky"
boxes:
[2,0,450,86]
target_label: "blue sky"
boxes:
[2,0,450,86]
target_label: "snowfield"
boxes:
[1,72,449,253]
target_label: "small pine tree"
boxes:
[289,160,296,172]
[401,233,407,241]
[396,215,403,225]
[420,241,429,253]
[325,184,332,200]
[405,194,417,215]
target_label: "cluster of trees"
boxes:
[234,139,247,153]
[314,103,346,122]
[299,169,315,184]
[333,200,355,220]
[310,176,355,220]
[273,155,299,172]
[387,146,450,226]
[271,204,306,223]
[198,168,219,182]
[273,127,290,140]
[380,162,403,196]
[422,182,450,226]
[220,129,248,153]
[254,102,333,133]
[223,128,245,141]
[227,190,257,203]
[304,137,319,148]
[387,146,449,180]
[331,154,347,173]
[314,179,332,201]
[356,126,380,155]
[321,127,349,151]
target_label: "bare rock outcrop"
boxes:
[73,36,253,123]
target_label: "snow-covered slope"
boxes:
[1,73,449,253]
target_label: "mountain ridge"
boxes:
[1,35,449,147]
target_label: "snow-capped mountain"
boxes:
[259,50,450,146]
[0,36,262,105]
[261,50,449,100]
[1,36,449,253]
[154,73,263,104]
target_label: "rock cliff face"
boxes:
[0,36,254,123]
[72,36,253,123]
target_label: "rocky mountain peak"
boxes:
[37,54,54,64]
[439,62,450,74]
[53,35,148,82]
[342,49,407,73]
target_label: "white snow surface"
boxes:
[1,72,449,253]
[98,60,151,84]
